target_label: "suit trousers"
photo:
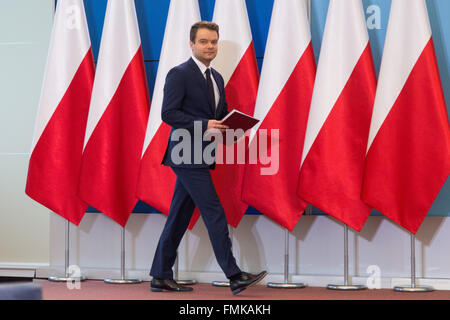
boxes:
[150,166,241,280]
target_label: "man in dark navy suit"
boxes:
[150,21,266,295]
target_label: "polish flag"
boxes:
[78,0,150,227]
[136,0,200,221]
[297,0,377,232]
[26,0,94,225]
[241,0,316,231]
[187,0,260,229]
[362,0,450,234]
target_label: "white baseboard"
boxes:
[0,262,48,278]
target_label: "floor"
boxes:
[34,279,450,300]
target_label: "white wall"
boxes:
[0,0,54,267]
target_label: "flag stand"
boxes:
[327,225,366,290]
[174,251,196,285]
[267,229,306,289]
[104,227,141,284]
[48,219,86,282]
[212,225,234,287]
[394,233,433,292]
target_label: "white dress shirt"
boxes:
[191,55,220,110]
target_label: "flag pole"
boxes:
[48,218,86,282]
[104,226,141,284]
[174,250,196,285]
[212,225,234,287]
[46,0,85,284]
[267,228,306,289]
[307,0,311,21]
[393,232,433,292]
[327,224,366,290]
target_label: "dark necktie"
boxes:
[205,68,216,115]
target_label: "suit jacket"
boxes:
[161,58,229,168]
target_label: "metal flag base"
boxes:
[212,280,229,287]
[176,279,197,285]
[326,225,367,291]
[267,228,306,289]
[267,282,306,289]
[392,233,433,293]
[327,284,366,290]
[48,275,86,282]
[393,285,433,292]
[104,227,141,284]
[104,278,142,284]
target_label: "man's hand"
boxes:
[207,120,229,132]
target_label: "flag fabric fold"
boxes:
[136,0,201,225]
[362,0,450,234]
[297,0,377,232]
[78,0,150,227]
[241,0,316,231]
[187,0,260,229]
[26,0,94,225]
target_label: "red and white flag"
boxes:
[137,0,200,220]
[297,0,377,232]
[241,0,315,231]
[187,0,260,228]
[78,0,150,227]
[26,0,94,225]
[362,0,450,234]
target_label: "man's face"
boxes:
[190,28,218,66]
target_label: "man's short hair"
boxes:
[190,21,219,43]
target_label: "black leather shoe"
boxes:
[229,271,267,295]
[150,278,193,292]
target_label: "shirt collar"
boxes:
[191,54,211,75]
